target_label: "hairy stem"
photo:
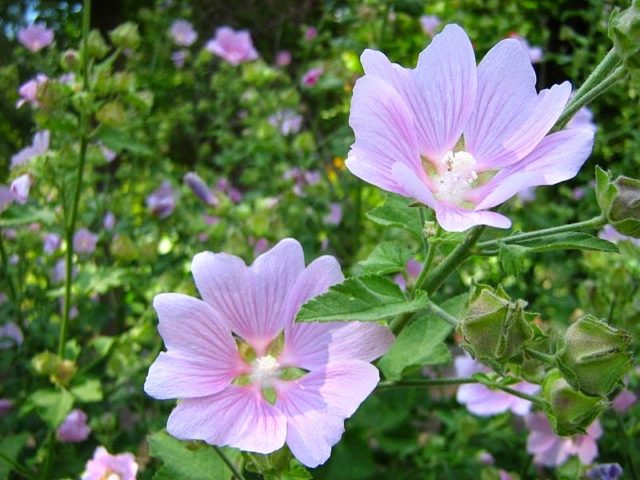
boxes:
[214,447,246,480]
[377,377,478,390]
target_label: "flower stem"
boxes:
[476,214,606,251]
[426,301,459,327]
[495,385,544,407]
[420,225,486,294]
[0,450,33,479]
[214,447,246,480]
[377,377,478,390]
[525,348,556,364]
[58,0,91,357]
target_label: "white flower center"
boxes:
[250,355,281,387]
[434,150,478,205]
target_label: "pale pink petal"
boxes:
[280,322,393,369]
[454,355,486,377]
[411,24,477,160]
[576,438,599,465]
[456,383,493,405]
[466,393,514,416]
[167,386,286,454]
[435,204,511,232]
[390,161,438,208]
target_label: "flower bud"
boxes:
[61,49,80,71]
[556,315,632,397]
[458,285,535,372]
[87,29,109,59]
[542,370,608,436]
[109,22,141,50]
[596,167,640,238]
[609,0,640,74]
[96,101,126,126]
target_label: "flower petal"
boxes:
[412,24,477,160]
[435,204,511,232]
[167,386,286,454]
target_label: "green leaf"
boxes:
[71,378,103,403]
[0,433,29,480]
[148,431,236,480]
[98,126,153,156]
[498,243,529,275]
[75,267,129,295]
[359,241,411,275]
[28,388,74,428]
[296,275,428,323]
[0,205,56,227]
[378,293,467,381]
[513,232,618,253]
[366,194,423,239]
[595,165,616,214]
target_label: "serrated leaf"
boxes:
[514,232,618,253]
[148,431,236,480]
[499,243,529,275]
[595,165,615,214]
[28,388,74,428]
[366,194,423,239]
[359,241,411,275]
[71,378,103,403]
[296,275,428,323]
[377,295,467,381]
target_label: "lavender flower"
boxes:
[0,399,13,416]
[169,20,197,46]
[0,322,24,349]
[73,228,98,254]
[81,447,138,480]
[509,33,543,64]
[567,107,597,133]
[324,203,343,225]
[147,181,176,218]
[103,212,116,231]
[276,50,292,67]
[17,23,54,52]
[269,109,303,135]
[301,67,323,87]
[171,49,188,68]
[419,15,441,36]
[612,389,637,413]
[346,24,593,231]
[10,174,32,204]
[16,74,48,108]
[304,26,318,41]
[184,172,218,206]
[599,225,640,247]
[0,187,14,213]
[587,463,624,480]
[43,233,62,254]
[144,239,394,467]
[205,26,259,65]
[525,412,602,467]
[98,142,117,162]
[11,130,50,168]
[57,409,91,442]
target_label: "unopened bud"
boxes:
[109,22,141,50]
[557,315,632,396]
[61,49,80,71]
[596,167,640,238]
[609,0,640,74]
[96,101,126,126]
[87,29,109,59]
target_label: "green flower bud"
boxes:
[71,91,94,115]
[542,370,608,436]
[87,29,110,59]
[61,49,80,71]
[556,315,632,396]
[109,22,141,50]
[96,101,126,126]
[111,234,137,262]
[458,285,535,373]
[609,0,640,75]
[596,166,640,238]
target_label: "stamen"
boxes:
[433,150,478,205]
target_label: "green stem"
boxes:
[214,447,246,480]
[420,226,486,294]
[426,301,458,327]
[58,0,91,357]
[525,348,556,364]
[476,214,606,251]
[613,412,638,480]
[495,385,544,407]
[555,65,626,130]
[377,377,478,390]
[412,225,439,296]
[0,450,33,479]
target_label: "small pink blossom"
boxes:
[103,212,116,230]
[43,233,62,254]
[10,174,32,204]
[347,25,593,231]
[73,228,98,254]
[171,49,188,68]
[301,67,324,87]
[98,142,117,162]
[0,322,24,349]
[508,33,543,64]
[599,225,640,247]
[144,238,394,467]
[304,27,318,41]
[269,109,303,135]
[147,181,176,218]
[0,399,13,416]
[252,237,270,256]
[0,187,15,213]
[526,412,602,467]
[169,20,197,46]
[81,446,138,480]
[11,130,50,168]
[455,354,540,416]
[57,409,91,442]
[17,74,48,108]
[184,172,218,206]
[276,50,292,67]
[17,23,54,52]
[206,26,259,65]
[612,389,637,413]
[324,203,343,226]
[517,186,537,204]
[419,15,441,36]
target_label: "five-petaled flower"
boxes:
[144,238,393,467]
[206,26,259,65]
[346,24,594,231]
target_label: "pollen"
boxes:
[250,355,281,388]
[433,150,478,205]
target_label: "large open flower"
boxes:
[144,238,393,467]
[346,24,594,231]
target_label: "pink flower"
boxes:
[11,130,50,168]
[276,50,292,67]
[526,412,602,467]
[43,233,61,254]
[324,203,343,226]
[147,181,176,218]
[10,174,32,204]
[612,389,637,413]
[269,109,303,135]
[455,354,540,416]
[0,322,23,349]
[599,225,640,247]
[346,25,593,232]
[301,67,323,87]
[17,23,54,52]
[144,239,394,467]
[508,33,543,64]
[252,237,270,256]
[206,26,259,65]
[103,212,116,230]
[81,447,138,480]
[17,74,48,108]
[184,172,218,206]
[304,27,318,41]
[97,142,117,162]
[0,187,14,213]
[0,399,13,416]
[568,107,597,133]
[73,228,98,254]
[171,49,188,68]
[57,409,91,442]
[419,15,441,36]
[169,20,197,46]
